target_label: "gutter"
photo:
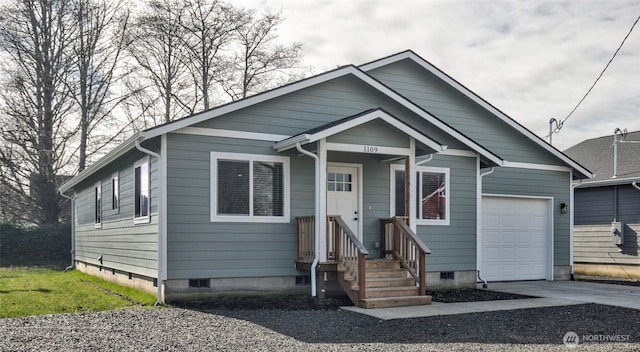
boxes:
[59,190,75,272]
[134,137,165,306]
[295,142,321,298]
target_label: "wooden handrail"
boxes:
[392,216,430,295]
[330,215,368,302]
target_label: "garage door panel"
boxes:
[482,196,550,281]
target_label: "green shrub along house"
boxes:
[59,50,592,308]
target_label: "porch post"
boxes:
[405,155,411,227]
[318,138,328,262]
[408,137,417,232]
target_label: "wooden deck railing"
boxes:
[329,215,368,302]
[392,216,431,295]
[296,216,315,262]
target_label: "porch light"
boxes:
[560,202,567,214]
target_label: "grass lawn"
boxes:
[0,267,157,318]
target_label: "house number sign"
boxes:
[363,146,379,153]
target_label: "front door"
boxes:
[327,164,360,238]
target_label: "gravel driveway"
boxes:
[1,303,639,351]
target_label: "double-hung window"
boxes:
[134,157,150,224]
[211,152,289,222]
[94,181,102,228]
[391,164,450,225]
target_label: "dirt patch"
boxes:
[172,288,536,310]
[427,288,536,303]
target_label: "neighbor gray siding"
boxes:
[73,143,160,278]
[483,168,571,265]
[367,59,564,165]
[574,185,640,265]
[165,133,313,279]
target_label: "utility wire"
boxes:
[544,13,640,140]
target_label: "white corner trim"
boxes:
[502,161,571,172]
[175,127,290,142]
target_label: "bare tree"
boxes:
[179,0,241,111]
[70,0,132,171]
[126,0,193,125]
[217,10,303,101]
[0,0,76,225]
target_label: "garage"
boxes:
[481,196,552,281]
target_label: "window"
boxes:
[391,165,450,225]
[328,172,352,192]
[111,172,119,212]
[94,181,102,227]
[211,152,289,222]
[134,157,150,223]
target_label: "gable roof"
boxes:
[273,108,447,153]
[360,50,593,179]
[564,130,640,186]
[60,49,593,193]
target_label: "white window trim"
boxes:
[111,171,120,214]
[94,181,102,228]
[390,164,450,226]
[134,156,151,224]
[211,152,290,223]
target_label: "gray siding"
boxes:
[574,185,640,265]
[166,133,313,279]
[367,59,564,165]
[193,75,467,150]
[416,154,478,271]
[73,143,160,278]
[483,168,571,265]
[327,119,410,148]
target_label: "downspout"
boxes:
[59,191,75,272]
[633,181,640,191]
[296,142,320,297]
[477,166,495,289]
[570,178,581,280]
[135,138,164,306]
[416,154,433,166]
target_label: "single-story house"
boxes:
[564,130,640,279]
[59,50,592,308]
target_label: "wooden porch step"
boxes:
[360,295,432,309]
[350,277,415,290]
[365,259,401,270]
[363,286,420,299]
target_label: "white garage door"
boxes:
[482,196,550,281]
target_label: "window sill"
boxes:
[416,219,449,226]
[134,216,150,225]
[211,215,290,223]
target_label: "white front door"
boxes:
[327,164,360,238]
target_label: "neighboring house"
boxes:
[564,130,640,279]
[59,50,592,308]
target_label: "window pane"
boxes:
[253,161,284,216]
[95,185,101,224]
[218,160,250,215]
[394,170,406,216]
[420,172,446,220]
[112,176,119,210]
[135,162,149,218]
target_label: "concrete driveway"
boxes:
[342,280,640,320]
[488,280,640,310]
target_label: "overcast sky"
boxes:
[236,0,640,151]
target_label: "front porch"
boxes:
[296,215,432,308]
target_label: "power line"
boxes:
[545,13,640,140]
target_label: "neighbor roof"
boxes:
[564,130,640,186]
